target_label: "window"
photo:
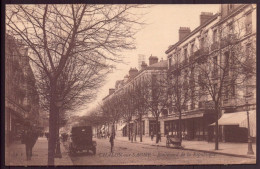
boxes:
[228,22,234,33]
[200,37,205,48]
[224,52,230,76]
[245,12,252,34]
[213,56,218,77]
[213,29,217,43]
[184,48,188,64]
[190,43,194,55]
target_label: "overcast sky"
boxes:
[77,4,220,116]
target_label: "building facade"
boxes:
[102,55,168,138]
[166,4,256,142]
[5,34,40,146]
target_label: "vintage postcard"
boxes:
[5,4,256,166]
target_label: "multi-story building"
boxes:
[102,55,168,137]
[5,34,40,145]
[165,4,256,142]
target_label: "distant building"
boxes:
[102,55,168,137]
[138,54,146,70]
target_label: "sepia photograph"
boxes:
[4,3,257,166]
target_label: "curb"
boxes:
[116,138,256,159]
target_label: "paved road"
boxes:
[66,138,255,165]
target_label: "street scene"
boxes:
[5,4,256,166]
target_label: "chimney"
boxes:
[141,61,148,70]
[200,12,214,25]
[129,68,138,78]
[179,27,191,41]
[109,88,115,95]
[149,55,159,66]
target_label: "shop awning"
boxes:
[117,124,126,131]
[210,110,256,137]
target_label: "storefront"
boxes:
[149,120,160,136]
[211,110,256,142]
[164,112,215,141]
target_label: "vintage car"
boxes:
[68,126,97,155]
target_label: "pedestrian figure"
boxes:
[158,131,161,142]
[130,131,133,143]
[109,134,114,153]
[151,131,154,141]
[22,122,38,160]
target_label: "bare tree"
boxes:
[168,53,192,144]
[120,89,135,140]
[132,78,150,142]
[101,94,122,137]
[6,4,144,165]
[146,72,168,143]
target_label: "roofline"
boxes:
[165,13,219,54]
[216,4,249,26]
[165,4,251,55]
[102,63,168,102]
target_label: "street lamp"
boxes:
[244,91,254,155]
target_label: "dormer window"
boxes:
[228,4,234,12]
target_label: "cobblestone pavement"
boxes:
[67,138,256,165]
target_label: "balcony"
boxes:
[222,97,237,108]
[220,34,239,48]
[198,100,215,110]
[211,41,219,51]
[194,48,209,64]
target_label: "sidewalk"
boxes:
[115,136,256,159]
[5,137,73,166]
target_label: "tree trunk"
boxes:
[179,110,182,144]
[48,82,58,165]
[127,121,130,141]
[55,114,61,158]
[112,122,115,139]
[215,107,219,150]
[134,122,136,141]
[155,116,159,143]
[139,114,142,142]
